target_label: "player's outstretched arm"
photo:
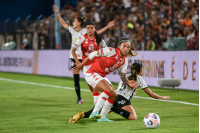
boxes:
[144,88,170,100]
[96,20,115,34]
[54,6,69,30]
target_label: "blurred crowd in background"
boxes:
[13,0,200,50]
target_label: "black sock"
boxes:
[84,107,94,118]
[111,106,130,119]
[74,74,81,100]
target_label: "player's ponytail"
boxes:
[128,63,142,83]
[77,16,86,27]
[94,31,102,44]
[118,38,138,57]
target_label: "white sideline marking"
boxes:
[0,77,198,106]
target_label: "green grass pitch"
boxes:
[0,72,199,133]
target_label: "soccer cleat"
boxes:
[97,117,114,122]
[89,111,101,120]
[77,99,83,104]
[68,111,85,124]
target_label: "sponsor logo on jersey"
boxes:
[118,100,126,104]
[73,38,77,42]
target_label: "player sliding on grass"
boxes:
[71,38,139,122]
[69,62,170,123]
[55,6,115,104]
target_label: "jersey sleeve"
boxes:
[68,26,74,33]
[137,75,148,89]
[119,58,128,73]
[100,39,107,48]
[99,47,116,57]
[73,36,85,49]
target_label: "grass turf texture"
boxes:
[0,72,199,133]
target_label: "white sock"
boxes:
[93,92,100,105]
[100,98,115,119]
[92,90,110,113]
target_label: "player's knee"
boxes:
[109,89,117,101]
[128,114,137,120]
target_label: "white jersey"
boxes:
[68,26,87,59]
[116,74,148,100]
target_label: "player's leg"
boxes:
[86,83,100,105]
[98,83,116,122]
[83,66,101,105]
[121,105,137,120]
[71,58,82,104]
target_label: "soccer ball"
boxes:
[143,113,160,129]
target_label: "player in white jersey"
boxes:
[69,62,170,123]
[54,6,115,104]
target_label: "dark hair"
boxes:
[77,16,86,27]
[118,37,137,57]
[86,21,102,44]
[127,63,142,87]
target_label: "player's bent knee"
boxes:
[128,114,137,120]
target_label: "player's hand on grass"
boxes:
[127,80,139,89]
[162,96,170,100]
[54,6,59,14]
[107,20,115,28]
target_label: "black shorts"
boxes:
[113,95,131,108]
[70,58,82,68]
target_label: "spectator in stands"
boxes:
[21,36,30,50]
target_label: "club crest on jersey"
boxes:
[88,44,94,51]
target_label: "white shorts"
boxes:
[84,66,111,89]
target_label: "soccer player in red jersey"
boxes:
[72,21,111,105]
[74,38,139,122]
[55,6,115,104]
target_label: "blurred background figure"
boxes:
[21,36,30,50]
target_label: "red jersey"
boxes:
[73,34,107,66]
[87,47,128,77]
